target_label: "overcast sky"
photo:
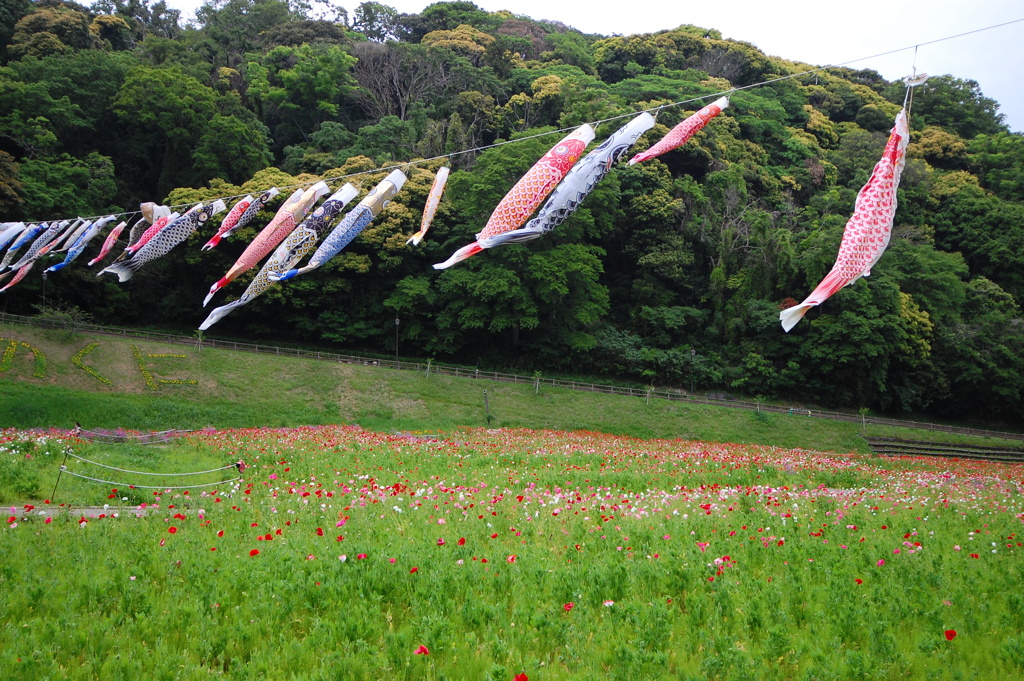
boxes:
[166,0,1024,132]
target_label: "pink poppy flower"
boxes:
[413,645,429,655]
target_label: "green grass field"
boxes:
[2,426,1023,680]
[2,324,1023,680]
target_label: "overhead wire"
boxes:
[17,15,1024,226]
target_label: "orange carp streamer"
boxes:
[434,125,594,269]
[628,96,729,165]
[780,109,909,332]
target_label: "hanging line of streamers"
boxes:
[16,16,1024,227]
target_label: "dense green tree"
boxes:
[968,131,1024,201]
[0,150,24,213]
[0,0,32,62]
[90,0,182,40]
[395,1,500,43]
[18,151,117,216]
[195,0,293,67]
[351,1,398,42]
[930,182,1024,303]
[259,18,347,47]
[245,42,357,144]
[192,113,272,183]
[9,5,97,58]
[112,65,270,195]
[903,75,1006,139]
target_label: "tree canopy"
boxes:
[0,0,1021,426]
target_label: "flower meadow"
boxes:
[2,425,1024,680]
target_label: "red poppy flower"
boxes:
[316,527,324,536]
[217,530,224,537]
[855,578,863,585]
[413,645,429,655]
[168,526,177,534]
[563,602,575,612]
[507,555,516,563]
[210,547,217,551]
[944,629,957,641]
[970,553,979,559]
[491,533,498,539]
[458,537,466,546]
[357,553,367,559]
[249,549,260,557]
[410,567,419,573]
[515,674,528,681]
[437,538,446,546]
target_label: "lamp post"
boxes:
[41,271,47,307]
[394,315,400,364]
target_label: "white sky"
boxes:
[166,0,1024,132]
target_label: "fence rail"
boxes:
[866,436,1024,464]
[3,311,1022,443]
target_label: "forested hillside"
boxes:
[1,0,1022,424]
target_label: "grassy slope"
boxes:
[1,323,1020,454]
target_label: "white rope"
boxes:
[22,16,1024,225]
[66,451,236,476]
[60,468,239,490]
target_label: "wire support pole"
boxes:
[49,448,71,503]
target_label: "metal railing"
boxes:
[3,311,1022,443]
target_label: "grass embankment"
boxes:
[1,323,1020,455]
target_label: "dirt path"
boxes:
[8,505,154,519]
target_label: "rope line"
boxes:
[60,468,239,490]
[20,15,1024,225]
[66,452,236,476]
